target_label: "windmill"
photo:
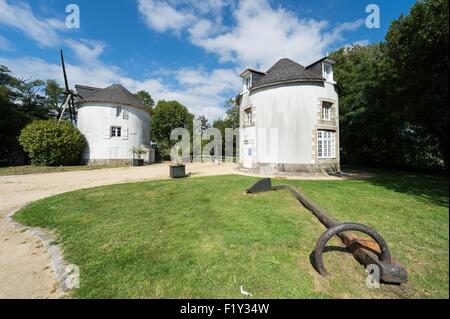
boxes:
[58,50,77,124]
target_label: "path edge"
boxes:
[6,206,70,295]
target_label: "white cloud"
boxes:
[190,0,364,68]
[137,0,195,33]
[139,0,364,69]
[0,56,239,120]
[65,39,107,63]
[0,56,117,88]
[0,0,63,47]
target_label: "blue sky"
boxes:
[0,0,417,119]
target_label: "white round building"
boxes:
[75,84,153,164]
[236,57,340,175]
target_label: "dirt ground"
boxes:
[0,162,357,299]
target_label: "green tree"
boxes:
[44,79,65,118]
[196,115,210,132]
[134,90,155,113]
[384,0,449,172]
[15,78,47,118]
[152,100,194,157]
[0,66,50,165]
[330,44,397,166]
[19,119,86,166]
[213,98,239,157]
[223,98,239,129]
[330,0,448,173]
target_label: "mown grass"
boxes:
[14,171,448,298]
[0,163,131,176]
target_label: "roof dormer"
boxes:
[305,57,336,84]
[239,68,266,92]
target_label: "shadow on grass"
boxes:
[365,170,449,207]
[309,246,351,275]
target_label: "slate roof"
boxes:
[250,58,324,89]
[76,84,147,111]
[75,85,101,99]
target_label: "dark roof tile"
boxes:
[251,58,324,89]
[77,84,148,111]
[75,85,101,99]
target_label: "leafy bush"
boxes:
[19,120,86,166]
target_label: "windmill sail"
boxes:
[59,50,77,124]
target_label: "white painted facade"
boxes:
[238,59,340,174]
[77,102,152,163]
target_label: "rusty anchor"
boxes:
[246,178,408,284]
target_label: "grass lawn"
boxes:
[14,171,448,298]
[0,163,131,176]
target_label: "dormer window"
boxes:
[323,63,333,82]
[243,75,252,91]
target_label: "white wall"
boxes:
[242,82,338,165]
[77,103,151,161]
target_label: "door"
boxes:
[243,144,253,169]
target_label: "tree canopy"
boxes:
[152,100,194,158]
[134,90,155,113]
[0,66,53,165]
[213,98,239,157]
[330,0,448,172]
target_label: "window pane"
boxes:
[322,102,331,120]
[318,140,322,157]
[331,132,335,157]
[317,130,336,159]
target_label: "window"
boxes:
[322,102,332,120]
[116,106,122,117]
[111,126,121,137]
[123,108,129,119]
[317,130,336,159]
[243,75,251,91]
[244,109,253,126]
[323,63,333,82]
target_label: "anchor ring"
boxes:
[314,222,391,276]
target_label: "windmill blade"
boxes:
[69,93,77,124]
[60,49,77,124]
[60,50,70,93]
[58,94,72,122]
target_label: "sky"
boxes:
[0,0,417,120]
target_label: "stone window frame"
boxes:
[321,102,332,121]
[317,130,336,159]
[241,105,256,128]
[312,97,339,164]
[317,98,337,126]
